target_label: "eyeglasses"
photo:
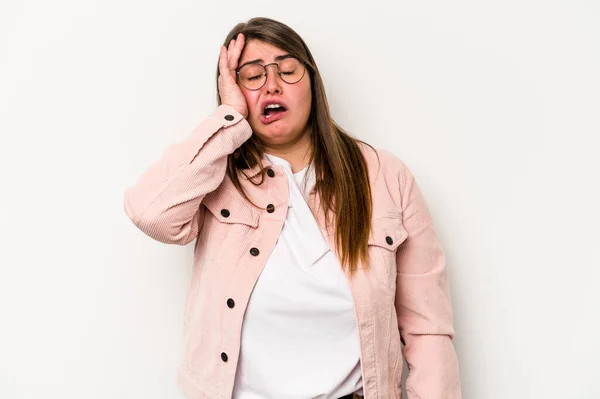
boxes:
[236,57,306,91]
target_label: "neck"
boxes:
[262,129,312,173]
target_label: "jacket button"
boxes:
[267,168,275,178]
[227,298,235,308]
[386,236,394,245]
[221,209,230,218]
[224,114,234,121]
[250,247,259,256]
[221,352,228,362]
[266,204,275,213]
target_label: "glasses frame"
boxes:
[236,58,307,91]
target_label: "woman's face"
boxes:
[237,40,312,147]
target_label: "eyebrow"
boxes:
[238,54,293,70]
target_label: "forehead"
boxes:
[239,40,288,64]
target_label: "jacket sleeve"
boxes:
[394,161,462,398]
[124,105,252,245]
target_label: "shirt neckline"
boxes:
[264,153,309,177]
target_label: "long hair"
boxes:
[216,17,375,274]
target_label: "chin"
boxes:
[255,129,295,145]
[250,120,287,137]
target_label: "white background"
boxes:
[1,1,599,398]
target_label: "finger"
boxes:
[218,46,231,80]
[218,46,226,74]
[230,34,245,70]
[234,33,245,52]
[227,40,237,70]
[226,39,235,65]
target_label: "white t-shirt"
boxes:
[232,153,363,399]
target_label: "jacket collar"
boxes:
[239,155,274,180]
[239,154,335,237]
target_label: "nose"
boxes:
[264,64,282,94]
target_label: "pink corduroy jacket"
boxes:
[124,104,462,399]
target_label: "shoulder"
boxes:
[357,141,412,185]
[356,141,418,213]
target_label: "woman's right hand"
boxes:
[218,33,248,119]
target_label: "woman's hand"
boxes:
[218,33,248,119]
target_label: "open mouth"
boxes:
[263,103,287,119]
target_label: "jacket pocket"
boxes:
[368,214,408,292]
[198,188,260,262]
[203,188,259,227]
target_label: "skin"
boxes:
[218,34,313,173]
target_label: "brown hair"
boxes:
[216,17,375,274]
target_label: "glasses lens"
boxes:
[238,64,266,90]
[237,58,305,90]
[278,58,305,84]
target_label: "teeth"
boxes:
[264,103,284,119]
[265,104,282,109]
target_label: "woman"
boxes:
[124,17,461,399]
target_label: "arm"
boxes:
[124,105,252,245]
[395,162,462,398]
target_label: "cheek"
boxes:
[241,90,259,114]
[300,87,312,117]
